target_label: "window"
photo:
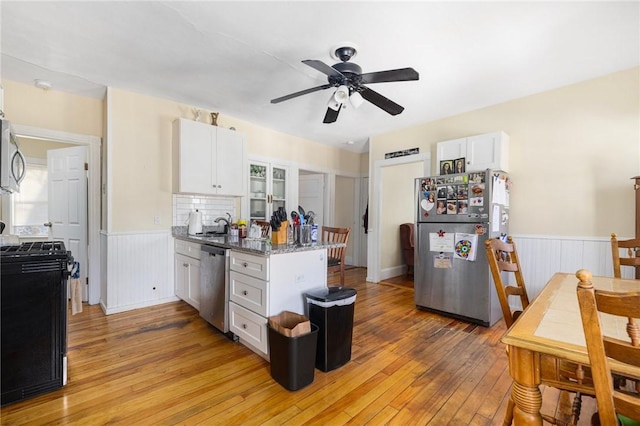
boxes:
[12,160,49,237]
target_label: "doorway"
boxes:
[298,171,325,227]
[369,153,430,283]
[10,124,101,305]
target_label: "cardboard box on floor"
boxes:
[268,311,311,337]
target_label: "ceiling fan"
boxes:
[271,45,419,124]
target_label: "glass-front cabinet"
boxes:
[249,161,288,221]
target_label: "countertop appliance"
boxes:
[187,210,203,235]
[200,245,232,336]
[1,241,72,405]
[0,118,26,194]
[414,169,511,326]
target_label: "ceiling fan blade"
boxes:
[360,67,419,84]
[359,86,404,115]
[271,84,332,104]
[302,60,344,79]
[323,105,341,123]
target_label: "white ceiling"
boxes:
[1,1,638,153]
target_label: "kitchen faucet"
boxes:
[214,215,231,234]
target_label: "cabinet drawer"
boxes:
[229,271,267,316]
[175,239,202,259]
[229,301,268,355]
[230,250,269,280]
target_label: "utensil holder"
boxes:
[272,220,288,245]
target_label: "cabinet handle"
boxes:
[242,290,248,296]
[183,263,188,267]
[242,324,247,329]
[243,262,248,268]
[218,185,222,188]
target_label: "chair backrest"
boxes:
[322,226,350,266]
[399,223,414,264]
[399,223,414,250]
[484,236,530,328]
[255,221,271,238]
[576,269,640,425]
[611,233,640,279]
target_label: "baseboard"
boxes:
[101,296,180,315]
[380,265,405,281]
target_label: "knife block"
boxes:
[272,220,288,245]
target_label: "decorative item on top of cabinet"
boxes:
[210,112,219,126]
[172,118,246,196]
[249,160,289,221]
[436,131,509,173]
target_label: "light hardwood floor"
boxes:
[1,268,595,425]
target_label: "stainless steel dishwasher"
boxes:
[200,245,231,335]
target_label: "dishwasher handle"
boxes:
[201,245,227,256]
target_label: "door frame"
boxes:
[12,124,101,305]
[369,153,430,283]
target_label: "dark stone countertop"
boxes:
[172,226,344,256]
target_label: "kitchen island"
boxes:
[172,227,344,359]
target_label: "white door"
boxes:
[48,146,88,300]
[298,173,324,227]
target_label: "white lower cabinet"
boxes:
[228,302,269,355]
[174,240,201,310]
[228,248,328,359]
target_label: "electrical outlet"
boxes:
[153,215,161,225]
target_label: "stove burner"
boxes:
[0,241,68,256]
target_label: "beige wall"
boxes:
[6,66,637,238]
[381,162,423,269]
[371,67,639,239]
[107,88,362,232]
[3,80,362,233]
[3,80,103,136]
[334,175,356,261]
[19,137,75,159]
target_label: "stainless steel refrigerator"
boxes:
[414,169,511,326]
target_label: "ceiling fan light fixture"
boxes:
[333,85,349,104]
[350,91,364,109]
[327,92,341,111]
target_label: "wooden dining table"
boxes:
[501,272,640,425]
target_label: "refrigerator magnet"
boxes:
[429,232,454,252]
[420,198,434,212]
[475,224,486,235]
[433,254,453,269]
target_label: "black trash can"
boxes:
[268,323,318,391]
[305,286,357,372]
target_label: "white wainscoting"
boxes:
[100,230,178,315]
[508,234,635,309]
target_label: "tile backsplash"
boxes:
[173,194,238,227]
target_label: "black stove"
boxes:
[1,240,71,405]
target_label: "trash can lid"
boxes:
[305,286,357,302]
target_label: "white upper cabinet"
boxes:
[436,131,509,173]
[172,118,246,196]
[248,160,289,221]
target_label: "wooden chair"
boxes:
[255,220,271,238]
[399,223,414,276]
[322,226,351,286]
[611,233,640,279]
[485,236,530,328]
[486,236,590,426]
[576,269,640,426]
